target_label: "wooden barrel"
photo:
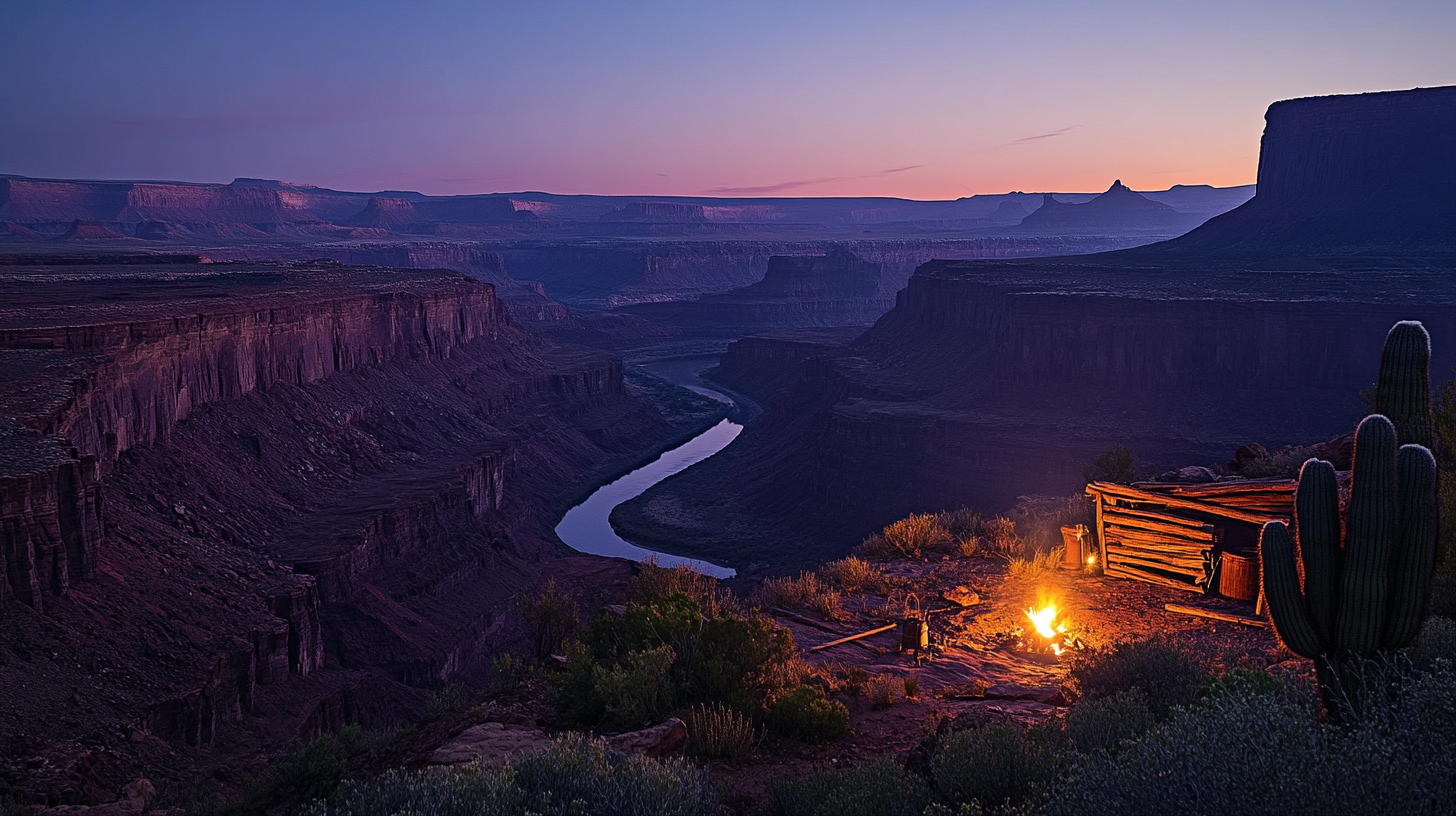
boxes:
[1219,551,1259,601]
[1061,525,1088,569]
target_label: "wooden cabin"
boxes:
[1084,478,1298,599]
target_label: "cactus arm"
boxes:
[1375,321,1433,449]
[1295,458,1342,644]
[1337,416,1399,654]
[1382,444,1439,648]
[1260,521,1324,659]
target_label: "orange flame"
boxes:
[1024,601,1069,656]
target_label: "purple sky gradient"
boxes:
[2,1,1453,199]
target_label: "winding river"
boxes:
[554,364,741,578]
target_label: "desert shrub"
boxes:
[1066,634,1210,720]
[1048,668,1456,816]
[1083,443,1141,484]
[935,507,986,542]
[841,666,869,697]
[758,572,826,608]
[560,582,798,727]
[591,644,677,729]
[768,686,850,743]
[1411,616,1456,672]
[882,513,951,558]
[931,722,1067,812]
[685,703,757,760]
[1004,547,1063,582]
[518,579,581,661]
[983,517,1021,556]
[768,757,932,816]
[1062,688,1155,754]
[866,674,901,708]
[306,734,718,816]
[904,674,920,699]
[809,588,844,621]
[424,682,474,721]
[489,652,529,694]
[632,561,735,618]
[821,556,880,592]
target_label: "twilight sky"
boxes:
[3,1,1453,199]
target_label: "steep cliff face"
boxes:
[619,250,897,331]
[1140,85,1456,258]
[611,87,1456,568]
[497,236,1164,308]
[0,260,668,802]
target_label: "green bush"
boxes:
[591,644,677,730]
[559,574,798,727]
[768,686,850,743]
[1083,443,1140,484]
[423,682,475,721]
[1411,616,1456,672]
[769,757,932,816]
[304,733,718,816]
[1066,634,1210,719]
[1048,668,1456,816]
[1061,688,1155,754]
[518,579,581,661]
[931,722,1066,812]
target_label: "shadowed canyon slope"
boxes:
[610,85,1456,571]
[0,259,696,801]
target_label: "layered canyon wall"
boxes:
[0,261,670,803]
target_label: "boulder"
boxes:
[37,779,154,815]
[604,718,687,758]
[427,722,555,766]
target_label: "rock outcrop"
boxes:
[1016,181,1203,234]
[1134,85,1456,260]
[0,258,669,803]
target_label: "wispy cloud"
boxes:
[1008,126,1079,145]
[706,165,926,195]
[707,176,844,194]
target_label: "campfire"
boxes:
[1019,597,1079,657]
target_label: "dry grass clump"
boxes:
[809,588,846,621]
[903,674,919,699]
[1009,495,1094,552]
[685,703,757,760]
[866,674,901,709]
[821,556,880,592]
[984,516,1022,556]
[880,513,951,558]
[1005,547,1064,582]
[633,561,740,618]
[758,572,826,607]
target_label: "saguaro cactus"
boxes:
[1375,320,1433,449]
[1260,414,1438,715]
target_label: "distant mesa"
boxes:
[57,219,135,242]
[600,202,708,222]
[1016,179,1202,233]
[1137,85,1456,261]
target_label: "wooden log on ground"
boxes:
[1165,603,1268,627]
[809,623,898,652]
[1089,482,1286,525]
